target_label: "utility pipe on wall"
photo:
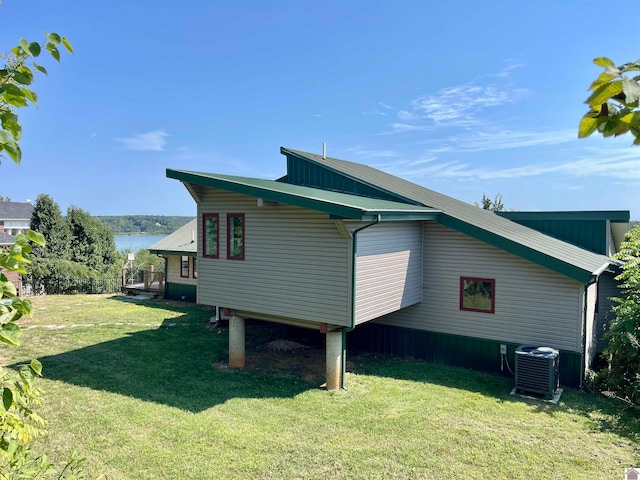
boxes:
[341,215,381,389]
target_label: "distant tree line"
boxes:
[96,215,193,235]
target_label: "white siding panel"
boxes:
[196,189,351,325]
[378,222,584,352]
[353,222,422,324]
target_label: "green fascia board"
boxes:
[167,169,441,221]
[497,210,630,222]
[438,214,599,283]
[149,249,196,257]
[281,147,423,207]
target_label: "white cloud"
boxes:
[386,146,640,183]
[385,65,531,132]
[492,60,524,79]
[384,123,432,134]
[444,129,577,153]
[115,130,169,151]
[378,102,393,110]
[347,147,397,158]
[410,84,529,127]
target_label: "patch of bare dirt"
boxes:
[211,320,357,386]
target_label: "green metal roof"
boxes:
[497,211,630,222]
[149,218,197,256]
[281,147,613,283]
[166,169,441,221]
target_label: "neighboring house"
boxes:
[166,146,628,390]
[149,219,197,302]
[0,202,33,236]
[0,230,22,296]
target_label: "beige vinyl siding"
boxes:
[584,282,598,365]
[166,255,197,285]
[196,189,351,326]
[351,221,422,325]
[378,222,584,352]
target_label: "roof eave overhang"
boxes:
[439,215,604,284]
[332,212,440,221]
[167,168,440,221]
[149,249,196,256]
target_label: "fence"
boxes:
[23,275,122,296]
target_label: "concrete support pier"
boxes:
[229,315,245,368]
[325,331,343,390]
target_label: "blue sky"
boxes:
[2,0,639,218]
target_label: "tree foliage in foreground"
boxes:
[1,31,90,477]
[0,32,72,164]
[595,226,640,407]
[579,57,640,143]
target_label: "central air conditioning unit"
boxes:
[515,345,560,399]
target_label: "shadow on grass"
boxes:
[348,352,640,446]
[29,298,318,413]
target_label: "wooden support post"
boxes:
[229,315,246,368]
[325,331,343,390]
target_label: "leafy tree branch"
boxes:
[0,31,72,164]
[579,57,640,144]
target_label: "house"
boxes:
[149,219,197,302]
[0,230,23,296]
[0,202,32,296]
[0,202,33,236]
[166,146,627,390]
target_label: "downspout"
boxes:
[341,215,381,389]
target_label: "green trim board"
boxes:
[149,250,196,257]
[438,215,604,283]
[497,211,630,222]
[347,322,583,388]
[166,169,441,221]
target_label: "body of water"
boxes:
[115,235,167,252]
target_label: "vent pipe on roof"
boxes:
[322,142,326,160]
[192,229,195,243]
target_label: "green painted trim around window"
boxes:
[438,214,595,283]
[347,323,583,388]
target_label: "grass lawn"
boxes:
[1,294,639,479]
